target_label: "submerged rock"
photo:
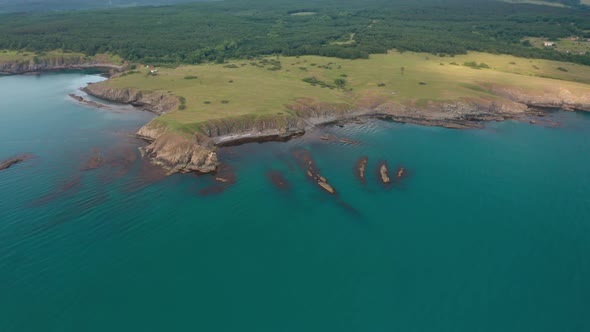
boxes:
[266,170,290,190]
[214,164,236,184]
[396,167,406,179]
[80,148,103,171]
[69,94,110,109]
[0,154,34,171]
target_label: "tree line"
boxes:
[0,0,589,65]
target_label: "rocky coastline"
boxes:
[0,57,123,76]
[80,81,590,175]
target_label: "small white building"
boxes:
[543,42,555,47]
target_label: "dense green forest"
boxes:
[0,0,211,13]
[1,0,589,65]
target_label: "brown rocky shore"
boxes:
[0,57,123,76]
[81,81,590,174]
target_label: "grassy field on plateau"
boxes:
[100,51,590,133]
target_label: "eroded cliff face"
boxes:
[141,132,219,174]
[136,120,170,140]
[84,82,590,174]
[486,85,590,112]
[83,84,178,114]
[373,97,530,128]
[0,57,121,75]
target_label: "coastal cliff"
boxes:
[83,83,590,174]
[83,84,178,115]
[486,85,590,112]
[0,57,122,75]
[141,132,218,174]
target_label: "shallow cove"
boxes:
[1,73,590,331]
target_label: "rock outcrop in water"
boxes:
[396,167,406,180]
[378,161,391,184]
[355,156,368,184]
[0,154,34,171]
[68,94,110,109]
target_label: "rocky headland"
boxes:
[81,81,590,175]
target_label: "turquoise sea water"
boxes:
[1,73,589,332]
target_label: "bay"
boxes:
[1,73,589,332]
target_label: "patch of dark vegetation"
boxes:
[178,96,187,110]
[223,64,239,69]
[463,61,490,69]
[302,76,346,89]
[221,100,230,104]
[419,82,427,85]
[119,70,139,77]
[557,67,569,72]
[377,82,386,87]
[184,75,199,79]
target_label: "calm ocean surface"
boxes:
[1,73,589,332]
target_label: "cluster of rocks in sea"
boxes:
[291,148,336,194]
[356,156,407,186]
[80,79,590,176]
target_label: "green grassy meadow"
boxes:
[99,51,590,132]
